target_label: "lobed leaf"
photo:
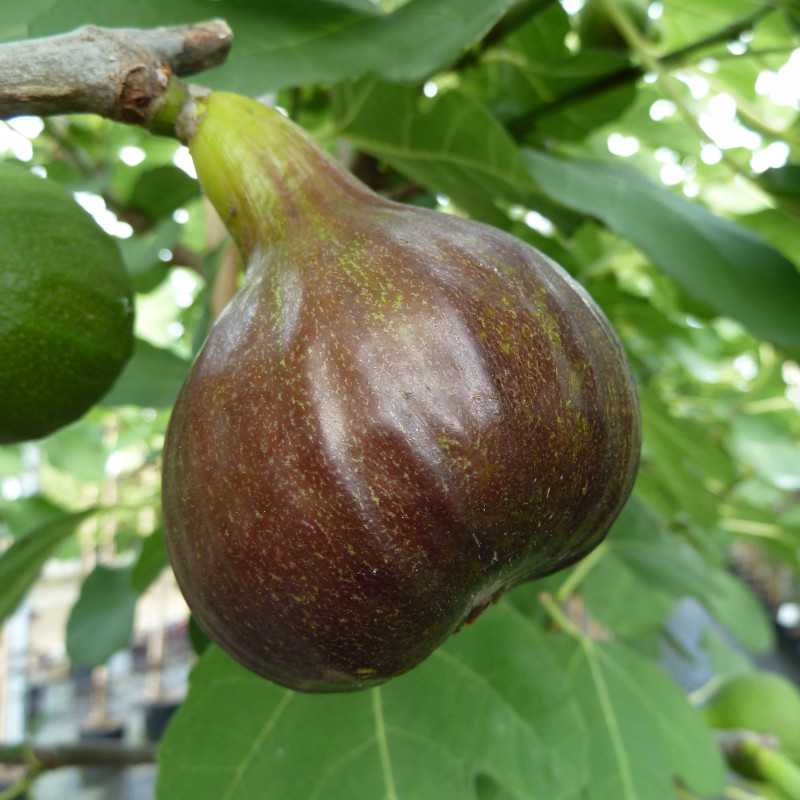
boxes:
[550,634,726,800]
[158,604,587,800]
[333,80,569,227]
[590,498,774,653]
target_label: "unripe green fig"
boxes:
[704,672,800,765]
[0,164,134,444]
[162,92,641,692]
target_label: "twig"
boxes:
[509,3,776,136]
[0,20,232,134]
[0,741,155,770]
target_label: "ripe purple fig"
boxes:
[162,92,640,692]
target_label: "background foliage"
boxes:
[1,1,800,798]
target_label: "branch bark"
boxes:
[0,20,232,131]
[0,740,155,770]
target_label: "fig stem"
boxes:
[148,76,208,143]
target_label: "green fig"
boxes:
[0,164,134,444]
[704,672,800,765]
[162,92,641,692]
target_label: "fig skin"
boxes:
[162,93,641,692]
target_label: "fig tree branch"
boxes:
[0,20,232,132]
[0,740,155,770]
[509,2,776,136]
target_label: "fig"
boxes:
[704,672,800,765]
[0,164,134,444]
[162,92,640,692]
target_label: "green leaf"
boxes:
[158,604,587,800]
[703,571,774,654]
[0,445,23,475]
[534,77,635,143]
[127,166,199,223]
[582,551,675,638]
[188,615,211,657]
[466,4,636,140]
[731,414,800,491]
[700,629,752,679]
[29,0,516,94]
[599,498,774,653]
[638,388,735,529]
[41,418,109,483]
[101,339,190,408]
[0,509,94,624]
[0,494,69,538]
[660,0,756,51]
[0,0,55,39]
[333,80,560,226]
[319,0,387,11]
[738,208,800,268]
[524,151,800,351]
[66,564,138,667]
[118,220,179,294]
[756,164,800,216]
[551,635,726,800]
[131,528,168,594]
